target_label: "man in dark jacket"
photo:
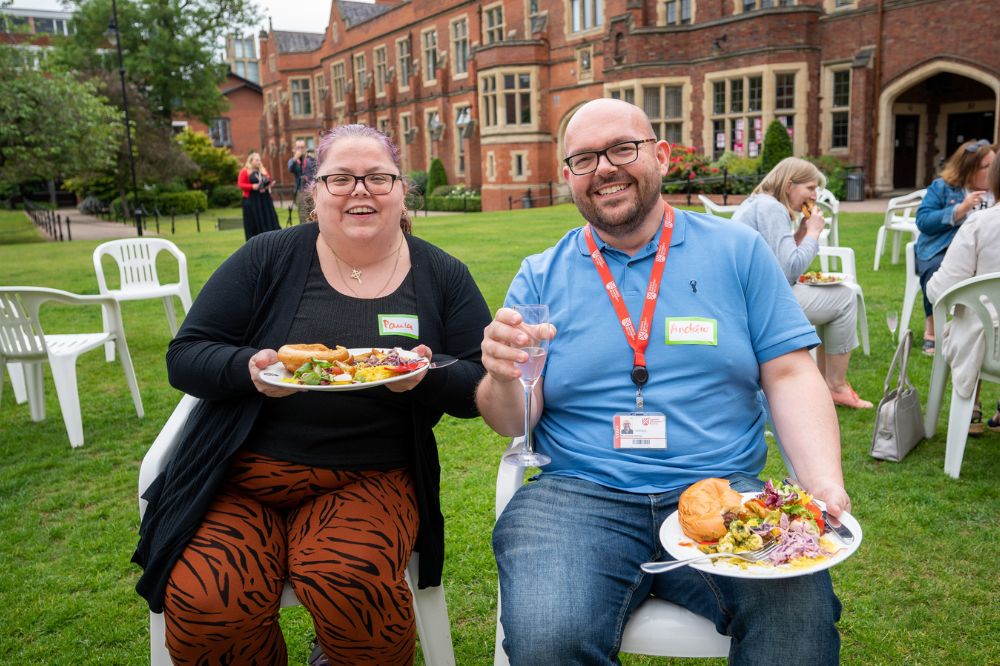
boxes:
[287,139,317,224]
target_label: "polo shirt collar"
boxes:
[574,204,688,258]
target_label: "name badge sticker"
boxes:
[665,317,717,346]
[378,314,419,339]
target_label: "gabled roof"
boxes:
[272,30,325,54]
[221,70,262,95]
[336,0,395,28]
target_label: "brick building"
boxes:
[258,0,999,210]
[175,71,265,162]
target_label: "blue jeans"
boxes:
[916,248,948,318]
[493,475,841,665]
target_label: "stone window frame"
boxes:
[374,45,388,97]
[657,0,695,26]
[486,151,497,181]
[483,3,505,45]
[606,77,691,146]
[510,150,530,181]
[289,77,314,119]
[565,0,604,37]
[821,62,852,153]
[353,52,368,94]
[396,37,413,92]
[576,45,594,83]
[450,15,470,78]
[331,60,346,106]
[421,27,439,85]
[478,67,539,135]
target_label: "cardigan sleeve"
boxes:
[926,218,979,304]
[237,168,253,197]
[734,195,818,285]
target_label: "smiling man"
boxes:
[476,99,849,665]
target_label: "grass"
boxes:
[1,205,999,665]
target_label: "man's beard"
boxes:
[573,171,662,240]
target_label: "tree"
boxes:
[55,0,260,123]
[760,120,794,174]
[427,158,449,195]
[0,45,121,190]
[175,129,240,193]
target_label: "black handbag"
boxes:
[870,330,925,461]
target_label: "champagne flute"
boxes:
[886,311,899,339]
[503,304,552,467]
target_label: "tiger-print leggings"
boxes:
[163,452,419,666]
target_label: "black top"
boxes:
[243,251,419,468]
[132,224,491,612]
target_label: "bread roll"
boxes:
[678,478,745,542]
[801,201,815,218]
[277,343,350,373]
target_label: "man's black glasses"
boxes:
[318,173,399,195]
[564,139,658,175]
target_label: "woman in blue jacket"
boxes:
[916,139,995,355]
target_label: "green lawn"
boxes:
[1,205,998,665]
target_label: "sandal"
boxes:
[970,403,984,436]
[308,638,330,666]
[830,384,874,409]
[987,401,1000,432]
[922,338,935,356]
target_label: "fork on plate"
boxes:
[640,539,779,574]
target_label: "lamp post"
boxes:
[107,0,142,236]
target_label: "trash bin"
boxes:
[846,171,865,202]
[522,194,533,209]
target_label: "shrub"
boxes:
[432,184,456,196]
[407,170,428,196]
[806,155,849,201]
[712,152,763,194]
[424,185,481,212]
[427,159,448,196]
[663,144,717,193]
[156,190,209,214]
[760,120,793,174]
[209,184,243,208]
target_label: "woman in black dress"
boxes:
[237,151,281,239]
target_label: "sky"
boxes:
[8,0,334,34]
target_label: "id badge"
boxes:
[614,412,667,449]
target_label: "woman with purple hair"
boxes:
[133,125,491,664]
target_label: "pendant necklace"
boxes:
[327,234,404,298]
[326,234,403,286]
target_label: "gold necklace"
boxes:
[325,234,403,285]
[329,234,404,298]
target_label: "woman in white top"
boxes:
[926,155,1000,433]
[732,157,871,408]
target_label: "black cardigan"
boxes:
[133,224,491,612]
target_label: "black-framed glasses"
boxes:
[964,139,991,153]
[564,139,658,175]
[318,173,399,195]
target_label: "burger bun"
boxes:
[678,478,745,542]
[277,343,350,372]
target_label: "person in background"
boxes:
[732,157,872,409]
[477,98,847,665]
[238,151,281,240]
[926,153,1000,434]
[289,139,318,225]
[916,139,997,355]
[132,124,491,665]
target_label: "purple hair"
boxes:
[306,124,411,232]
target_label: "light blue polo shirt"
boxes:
[504,208,819,493]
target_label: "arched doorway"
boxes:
[876,62,999,193]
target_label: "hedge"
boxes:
[424,195,481,212]
[111,190,208,217]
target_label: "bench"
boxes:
[216,217,243,231]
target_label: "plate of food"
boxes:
[259,344,430,391]
[798,271,844,286]
[658,478,862,579]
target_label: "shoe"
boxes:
[969,403,984,436]
[922,338,935,356]
[830,384,874,409]
[987,401,1000,432]
[308,638,329,666]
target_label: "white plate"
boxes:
[659,491,862,579]
[259,347,429,392]
[798,274,845,286]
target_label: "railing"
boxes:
[24,201,71,241]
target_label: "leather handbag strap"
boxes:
[883,330,914,395]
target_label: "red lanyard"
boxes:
[583,206,674,384]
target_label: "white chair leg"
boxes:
[162,297,179,336]
[494,592,509,666]
[855,289,870,356]
[10,362,27,404]
[115,337,145,419]
[873,226,887,271]
[24,362,46,421]
[407,557,457,666]
[48,355,84,447]
[150,611,171,666]
[944,383,974,479]
[924,352,949,438]
[890,230,903,265]
[901,244,920,342]
[102,303,116,362]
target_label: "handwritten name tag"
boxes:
[379,314,419,339]
[665,317,717,345]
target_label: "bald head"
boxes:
[565,99,656,154]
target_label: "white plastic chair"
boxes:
[0,296,28,405]
[923,273,1000,478]
[492,439,732,664]
[816,187,840,247]
[874,189,925,271]
[141,395,456,666]
[900,241,923,341]
[93,239,192,361]
[697,194,739,218]
[0,287,143,447]
[815,246,870,356]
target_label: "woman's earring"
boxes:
[307,209,318,222]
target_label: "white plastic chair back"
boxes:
[0,287,143,446]
[492,439,732,664]
[874,189,924,271]
[899,241,922,340]
[923,272,1000,478]
[697,194,739,218]
[142,396,456,666]
[814,246,870,355]
[815,187,840,246]
[93,239,192,360]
